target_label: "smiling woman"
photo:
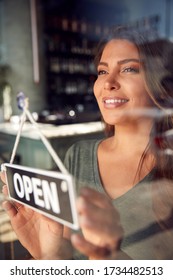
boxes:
[94,39,153,127]
[1,26,173,260]
[64,27,173,259]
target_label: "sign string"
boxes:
[9,92,69,174]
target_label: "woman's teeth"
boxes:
[104,99,128,104]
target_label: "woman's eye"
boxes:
[97,70,107,75]
[122,67,139,73]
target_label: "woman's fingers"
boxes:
[75,187,123,254]
[2,200,19,218]
[0,171,6,183]
[2,184,23,212]
[71,233,118,260]
[1,171,9,197]
[79,187,114,209]
[1,173,23,213]
[2,185,8,196]
[76,195,122,237]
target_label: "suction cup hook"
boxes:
[17,92,28,110]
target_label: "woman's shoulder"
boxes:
[64,138,103,175]
[64,138,102,167]
[67,138,102,154]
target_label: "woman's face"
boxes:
[94,39,153,126]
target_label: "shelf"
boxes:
[42,10,104,117]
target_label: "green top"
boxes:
[64,139,173,259]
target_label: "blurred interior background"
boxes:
[0,0,173,259]
[0,0,172,125]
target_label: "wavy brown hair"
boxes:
[94,26,173,230]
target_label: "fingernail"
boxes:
[76,196,87,210]
[2,201,8,210]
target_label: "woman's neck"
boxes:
[98,120,155,199]
[109,119,153,155]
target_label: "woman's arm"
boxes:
[71,187,124,260]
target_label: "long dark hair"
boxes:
[94,26,173,229]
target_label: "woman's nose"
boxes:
[104,75,120,91]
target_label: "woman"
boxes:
[1,26,173,259]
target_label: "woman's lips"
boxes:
[103,98,129,108]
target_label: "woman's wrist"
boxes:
[25,238,74,260]
[39,238,74,260]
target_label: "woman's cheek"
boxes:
[93,82,97,97]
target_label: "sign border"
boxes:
[3,163,79,230]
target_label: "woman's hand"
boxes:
[71,187,123,259]
[1,171,124,260]
[0,171,72,260]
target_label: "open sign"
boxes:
[3,163,79,230]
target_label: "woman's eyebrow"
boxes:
[98,62,108,67]
[117,58,140,65]
[98,59,140,67]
